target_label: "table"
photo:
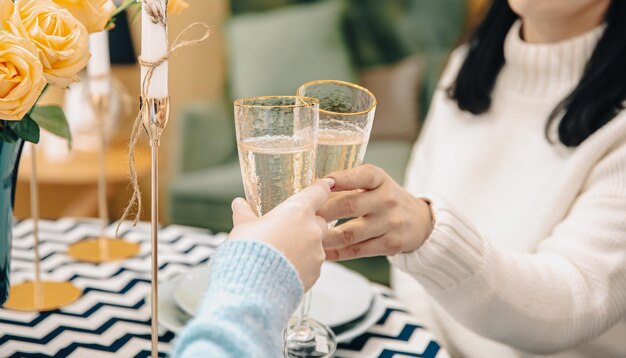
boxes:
[14,146,151,219]
[0,219,448,358]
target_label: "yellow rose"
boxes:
[52,0,116,33]
[14,0,90,88]
[168,0,189,15]
[0,32,47,121]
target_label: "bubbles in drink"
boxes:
[315,129,367,177]
[238,136,316,216]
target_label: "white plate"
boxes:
[308,262,374,327]
[173,262,374,328]
[149,274,190,334]
[174,265,211,316]
[335,292,385,343]
[156,275,385,343]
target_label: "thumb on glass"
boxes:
[231,197,258,225]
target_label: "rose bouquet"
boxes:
[0,0,189,143]
[0,0,120,143]
[0,0,119,306]
[0,0,191,306]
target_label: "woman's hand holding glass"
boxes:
[229,178,334,291]
[318,165,434,261]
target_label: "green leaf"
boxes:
[30,105,73,149]
[108,0,141,27]
[0,126,18,143]
[8,115,40,143]
[130,6,142,22]
[113,0,140,17]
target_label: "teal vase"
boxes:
[0,136,24,305]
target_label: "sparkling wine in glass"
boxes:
[316,129,368,176]
[298,80,376,178]
[286,80,376,358]
[239,136,316,216]
[234,96,319,217]
[235,96,336,357]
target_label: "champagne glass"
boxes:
[234,96,335,357]
[292,80,376,356]
[235,96,337,357]
[297,80,376,179]
[234,96,319,216]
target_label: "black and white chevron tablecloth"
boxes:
[0,219,448,358]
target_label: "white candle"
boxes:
[87,31,112,95]
[141,0,168,98]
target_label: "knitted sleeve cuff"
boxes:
[389,196,488,291]
[199,240,304,325]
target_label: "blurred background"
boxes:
[14,0,488,284]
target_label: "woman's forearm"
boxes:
[390,196,626,354]
[174,240,303,358]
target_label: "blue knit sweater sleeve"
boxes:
[173,240,304,358]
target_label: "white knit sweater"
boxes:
[390,21,626,357]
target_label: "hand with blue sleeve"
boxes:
[173,179,334,358]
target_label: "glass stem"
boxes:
[30,144,43,308]
[96,106,109,257]
[95,104,109,243]
[297,290,313,328]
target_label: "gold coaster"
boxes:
[4,281,82,312]
[68,237,140,263]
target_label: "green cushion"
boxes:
[340,257,390,286]
[363,140,413,185]
[178,102,237,173]
[227,0,357,99]
[169,161,245,232]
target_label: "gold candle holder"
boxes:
[68,93,140,263]
[141,96,170,358]
[5,144,82,312]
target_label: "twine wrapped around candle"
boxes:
[116,22,212,236]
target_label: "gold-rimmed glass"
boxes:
[297,80,377,178]
[234,96,319,216]
[234,96,338,357]
[291,80,376,357]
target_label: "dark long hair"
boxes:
[447,0,626,147]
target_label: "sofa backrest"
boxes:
[226,0,357,100]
